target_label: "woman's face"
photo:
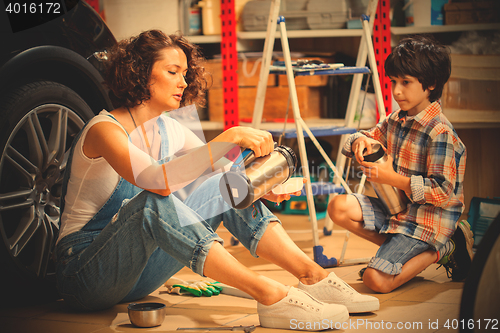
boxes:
[148,47,188,112]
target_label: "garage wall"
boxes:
[103,0,179,41]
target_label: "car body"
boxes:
[0,0,116,303]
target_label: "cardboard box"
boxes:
[208,86,322,122]
[449,54,500,81]
[441,55,500,111]
[444,1,500,25]
[203,58,276,89]
[442,79,500,111]
[278,73,329,87]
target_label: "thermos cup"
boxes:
[362,143,408,215]
[219,145,297,209]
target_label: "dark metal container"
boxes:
[363,143,408,215]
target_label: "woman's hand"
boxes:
[262,190,302,204]
[261,178,306,204]
[214,126,274,157]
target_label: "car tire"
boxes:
[459,216,500,332]
[0,81,95,305]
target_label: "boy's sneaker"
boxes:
[298,272,379,313]
[257,287,349,331]
[436,239,455,265]
[439,220,474,282]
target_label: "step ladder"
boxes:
[251,0,386,267]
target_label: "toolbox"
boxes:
[241,0,348,31]
[444,1,500,25]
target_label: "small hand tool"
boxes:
[177,325,256,333]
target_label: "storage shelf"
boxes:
[270,65,371,76]
[186,23,500,44]
[391,23,500,35]
[238,29,364,39]
[200,108,500,131]
[186,28,364,44]
[194,21,500,131]
[186,35,221,44]
[200,118,346,131]
[267,126,357,139]
[442,108,500,129]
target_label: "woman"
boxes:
[55,30,378,329]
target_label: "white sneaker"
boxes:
[257,287,349,331]
[298,272,379,313]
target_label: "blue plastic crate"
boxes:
[467,197,500,246]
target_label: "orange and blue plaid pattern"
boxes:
[344,102,466,251]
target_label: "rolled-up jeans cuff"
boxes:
[190,233,224,276]
[368,257,403,275]
[352,193,377,231]
[247,216,281,258]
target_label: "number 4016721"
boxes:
[5,2,61,14]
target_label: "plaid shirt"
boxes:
[343,102,466,250]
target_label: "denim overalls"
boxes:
[55,114,278,311]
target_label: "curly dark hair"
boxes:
[104,30,208,108]
[385,35,451,102]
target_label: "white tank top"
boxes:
[57,110,186,242]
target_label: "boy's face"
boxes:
[390,75,434,116]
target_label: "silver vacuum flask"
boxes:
[219,145,297,209]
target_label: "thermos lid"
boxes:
[362,143,385,163]
[275,145,297,178]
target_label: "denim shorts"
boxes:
[352,193,431,275]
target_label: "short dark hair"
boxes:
[385,35,451,102]
[104,30,209,108]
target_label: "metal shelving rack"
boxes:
[250,0,388,267]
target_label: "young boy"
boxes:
[328,35,473,293]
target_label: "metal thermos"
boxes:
[219,145,297,209]
[363,143,408,215]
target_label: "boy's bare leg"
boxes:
[328,194,439,293]
[203,241,289,305]
[328,194,387,246]
[362,250,438,293]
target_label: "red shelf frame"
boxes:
[373,0,392,118]
[221,0,390,125]
[220,0,239,130]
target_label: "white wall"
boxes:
[103,0,180,41]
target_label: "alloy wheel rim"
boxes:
[0,104,85,278]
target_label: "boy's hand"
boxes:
[360,154,396,184]
[352,137,380,164]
